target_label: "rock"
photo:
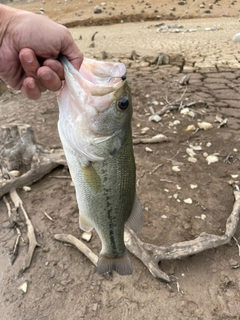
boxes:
[145,147,153,153]
[197,122,213,130]
[185,124,196,132]
[149,114,161,122]
[184,198,193,204]
[93,5,102,14]
[206,155,218,165]
[188,157,197,163]
[233,33,240,42]
[178,1,186,5]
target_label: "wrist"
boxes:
[0,5,14,46]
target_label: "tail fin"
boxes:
[97,253,133,276]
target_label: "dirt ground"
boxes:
[1,1,240,320]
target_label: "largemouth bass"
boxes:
[57,56,143,276]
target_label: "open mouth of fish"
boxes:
[59,55,127,99]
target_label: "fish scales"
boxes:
[57,56,143,276]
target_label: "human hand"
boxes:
[0,5,83,99]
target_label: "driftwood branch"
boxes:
[124,189,240,281]
[10,190,41,274]
[53,190,240,282]
[0,124,64,274]
[54,234,98,267]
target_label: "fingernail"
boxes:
[23,52,34,63]
[27,81,35,89]
[41,72,51,81]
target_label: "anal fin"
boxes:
[126,195,144,233]
[79,215,93,232]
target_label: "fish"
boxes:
[57,56,143,276]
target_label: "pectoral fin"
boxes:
[82,162,102,193]
[126,195,144,233]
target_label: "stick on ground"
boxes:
[10,190,41,274]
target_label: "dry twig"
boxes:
[10,190,41,274]
[133,134,170,145]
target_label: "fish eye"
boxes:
[118,96,129,110]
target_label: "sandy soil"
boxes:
[1,1,240,320]
[5,0,240,26]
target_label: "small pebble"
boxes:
[172,166,181,172]
[190,184,198,189]
[145,147,153,153]
[23,186,31,192]
[188,157,197,163]
[185,124,196,132]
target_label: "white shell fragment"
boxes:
[206,155,218,165]
[181,108,190,115]
[18,281,28,293]
[185,124,196,132]
[189,145,202,151]
[172,166,181,172]
[215,115,223,123]
[199,122,213,130]
[173,120,180,125]
[206,142,212,147]
[187,110,196,118]
[141,127,150,134]
[186,148,196,157]
[198,122,213,130]
[190,184,198,189]
[145,147,153,153]
[9,170,20,177]
[231,174,239,179]
[81,232,92,242]
[184,198,193,204]
[23,186,31,192]
[148,114,161,122]
[228,179,235,185]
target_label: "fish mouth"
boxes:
[59,55,127,98]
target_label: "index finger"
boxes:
[59,27,83,71]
